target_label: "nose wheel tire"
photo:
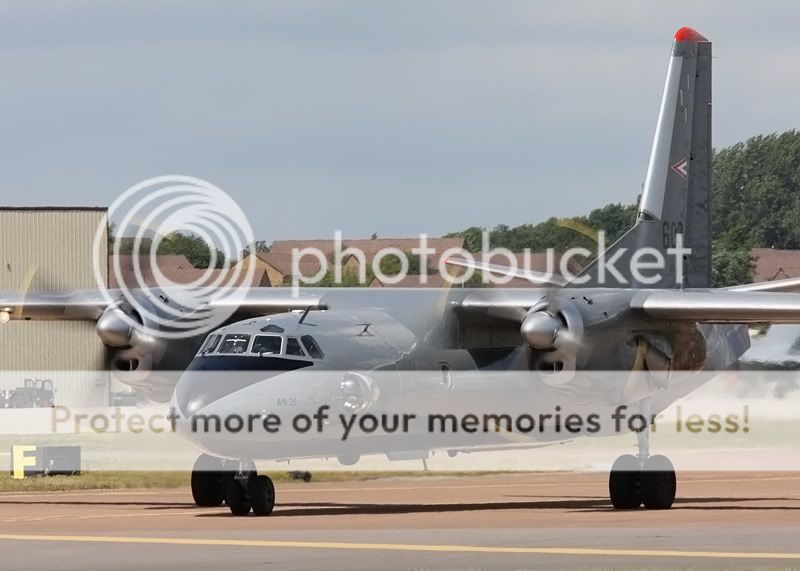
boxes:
[608,454,642,509]
[191,454,226,507]
[640,455,676,510]
[225,477,252,516]
[249,475,276,516]
[224,473,276,516]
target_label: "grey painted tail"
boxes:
[577,28,712,289]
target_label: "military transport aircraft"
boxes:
[3,27,800,517]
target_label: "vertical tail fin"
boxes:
[578,27,712,289]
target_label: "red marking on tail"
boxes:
[674,27,707,43]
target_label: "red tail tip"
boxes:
[674,27,707,43]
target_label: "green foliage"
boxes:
[110,230,227,269]
[586,203,639,243]
[447,131,800,287]
[711,246,755,287]
[445,227,483,253]
[295,269,370,287]
[710,130,800,285]
[156,232,227,269]
[112,237,151,256]
[378,252,427,276]
[713,130,800,250]
[446,203,637,256]
[241,240,270,259]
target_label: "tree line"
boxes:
[447,130,800,287]
[110,130,800,287]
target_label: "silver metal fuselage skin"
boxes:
[173,287,750,461]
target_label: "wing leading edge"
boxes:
[630,290,800,323]
[0,288,328,322]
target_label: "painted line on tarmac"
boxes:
[0,534,800,561]
[267,475,800,494]
[1,475,799,500]
[3,510,219,524]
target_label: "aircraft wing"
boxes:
[445,257,567,287]
[205,288,328,314]
[0,291,109,321]
[450,289,548,327]
[630,290,800,323]
[451,288,800,325]
[0,288,328,322]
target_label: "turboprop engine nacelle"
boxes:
[521,298,586,386]
[96,300,166,372]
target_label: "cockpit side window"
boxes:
[300,335,324,359]
[218,334,251,354]
[252,335,282,355]
[199,334,221,355]
[286,337,306,357]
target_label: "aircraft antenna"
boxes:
[298,306,312,325]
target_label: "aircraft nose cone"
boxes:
[174,356,315,416]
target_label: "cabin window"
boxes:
[286,337,306,357]
[218,334,251,354]
[301,335,324,359]
[251,335,282,355]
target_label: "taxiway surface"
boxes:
[1,472,799,569]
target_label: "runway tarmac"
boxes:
[1,471,800,569]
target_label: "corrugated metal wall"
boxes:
[0,209,109,407]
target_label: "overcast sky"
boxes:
[1,1,798,242]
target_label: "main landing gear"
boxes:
[608,424,676,510]
[190,454,276,516]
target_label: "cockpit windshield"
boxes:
[196,330,325,359]
[285,337,306,357]
[252,335,282,355]
[198,334,221,354]
[301,335,324,359]
[217,333,251,354]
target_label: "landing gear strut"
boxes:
[190,455,276,516]
[608,418,676,510]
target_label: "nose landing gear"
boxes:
[223,460,276,517]
[608,420,676,510]
[190,455,276,516]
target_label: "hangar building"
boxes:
[0,207,109,407]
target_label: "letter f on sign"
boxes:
[12,445,37,479]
